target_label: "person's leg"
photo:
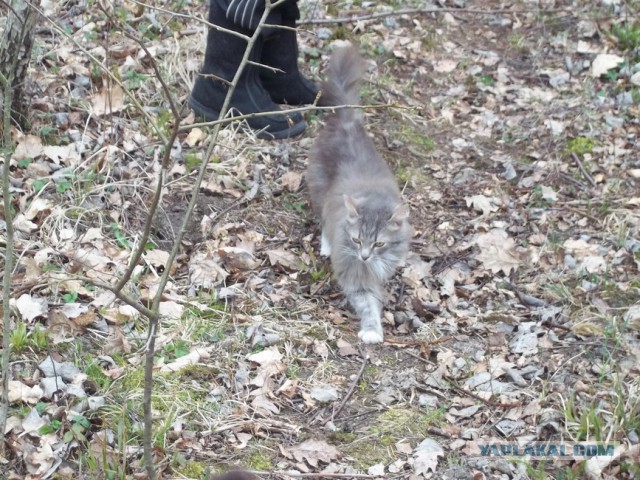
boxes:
[189,0,305,139]
[259,1,320,105]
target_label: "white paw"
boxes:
[358,329,384,344]
[320,232,331,256]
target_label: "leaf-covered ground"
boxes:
[2,0,640,479]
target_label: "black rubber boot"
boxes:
[260,2,320,105]
[189,0,305,139]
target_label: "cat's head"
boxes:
[342,195,410,265]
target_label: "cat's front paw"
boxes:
[320,232,331,256]
[358,328,384,344]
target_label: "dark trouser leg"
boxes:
[259,1,320,105]
[188,0,305,139]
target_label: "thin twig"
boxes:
[299,6,572,25]
[140,1,287,474]
[0,69,14,460]
[426,426,452,439]
[0,0,22,23]
[329,348,368,423]
[571,152,598,189]
[449,384,501,407]
[111,21,183,292]
[179,102,409,132]
[405,350,436,366]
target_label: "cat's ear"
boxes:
[343,195,359,222]
[388,204,409,229]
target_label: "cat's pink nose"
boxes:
[361,249,371,261]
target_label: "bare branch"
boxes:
[299,6,573,25]
[180,102,407,131]
[0,69,14,458]
[329,348,368,423]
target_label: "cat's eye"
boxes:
[374,241,385,248]
[352,237,361,245]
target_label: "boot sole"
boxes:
[188,95,306,140]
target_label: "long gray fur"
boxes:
[306,45,411,344]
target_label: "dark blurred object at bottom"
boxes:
[212,470,259,480]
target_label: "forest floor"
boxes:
[2,0,640,479]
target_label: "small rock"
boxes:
[449,439,466,450]
[74,75,91,88]
[564,254,576,269]
[631,71,640,86]
[67,384,87,398]
[40,376,67,399]
[70,399,89,414]
[324,421,337,432]
[625,238,640,253]
[465,372,491,389]
[577,20,598,37]
[316,27,332,40]
[38,356,81,382]
[509,330,539,355]
[383,17,399,29]
[488,16,511,27]
[473,350,485,362]
[54,113,69,128]
[462,428,479,440]
[252,332,281,348]
[88,396,105,410]
[628,430,639,444]
[453,357,466,370]
[418,394,438,409]
[549,72,570,88]
[616,91,634,107]
[605,116,624,128]
[494,459,515,474]
[208,386,226,399]
[467,458,490,469]
[624,305,640,323]
[310,384,340,403]
[502,162,517,180]
[375,386,397,406]
[367,463,385,476]
[494,419,525,436]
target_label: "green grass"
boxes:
[611,21,640,58]
[565,136,596,157]
[10,322,50,353]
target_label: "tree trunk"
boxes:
[0,0,37,137]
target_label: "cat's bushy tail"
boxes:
[321,44,367,116]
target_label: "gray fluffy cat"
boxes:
[306,45,411,344]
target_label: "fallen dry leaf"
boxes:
[160,346,214,373]
[412,438,444,475]
[288,439,340,468]
[8,381,44,404]
[590,53,624,77]
[465,194,499,215]
[475,229,521,275]
[266,247,301,270]
[14,294,49,321]
[91,84,125,115]
[280,171,303,192]
[13,134,43,161]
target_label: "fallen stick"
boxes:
[330,347,368,423]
